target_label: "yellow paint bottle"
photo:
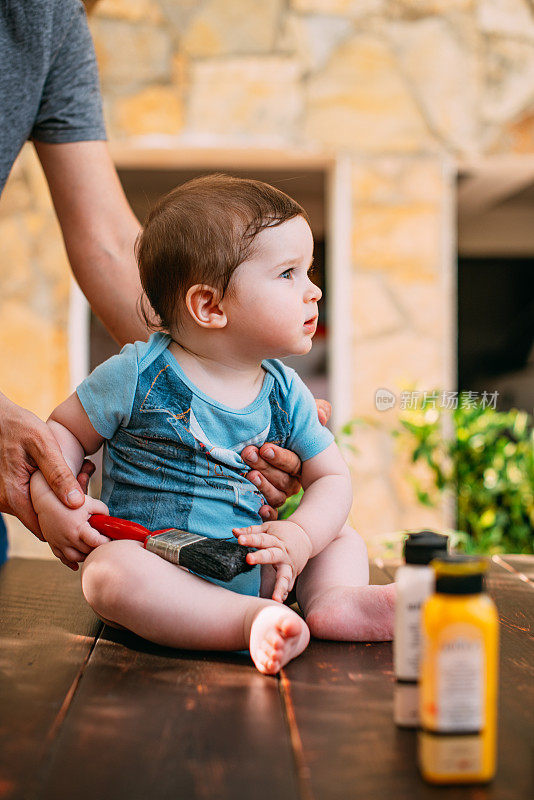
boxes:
[419,555,499,784]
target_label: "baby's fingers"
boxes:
[272,564,294,603]
[232,523,266,538]
[50,545,79,572]
[246,546,287,566]
[236,530,280,550]
[86,497,109,516]
[62,544,87,563]
[51,544,86,570]
[79,522,111,550]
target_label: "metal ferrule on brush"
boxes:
[144,530,207,565]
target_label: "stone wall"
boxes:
[0,149,70,421]
[3,0,534,553]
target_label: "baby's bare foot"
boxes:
[306,583,396,642]
[249,605,310,675]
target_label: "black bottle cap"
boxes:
[432,554,488,595]
[403,531,449,565]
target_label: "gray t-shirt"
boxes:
[0,0,106,192]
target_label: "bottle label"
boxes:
[394,569,434,681]
[437,627,484,732]
[419,732,483,776]
[402,599,424,677]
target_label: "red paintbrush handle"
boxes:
[89,514,150,543]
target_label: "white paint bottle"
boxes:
[394,531,449,727]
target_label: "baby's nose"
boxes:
[306,281,322,302]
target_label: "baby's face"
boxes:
[224,215,321,359]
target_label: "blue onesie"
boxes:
[77,332,334,597]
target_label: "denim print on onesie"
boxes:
[78,334,334,597]
[102,344,291,597]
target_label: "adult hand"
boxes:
[77,459,96,495]
[0,393,89,539]
[241,398,331,520]
[315,398,331,427]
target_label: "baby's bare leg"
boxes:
[81,540,309,673]
[296,525,395,641]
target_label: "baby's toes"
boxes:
[255,652,270,674]
[267,655,281,674]
[265,630,284,652]
[278,615,303,640]
[256,641,282,674]
[249,606,310,675]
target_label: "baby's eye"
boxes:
[307,265,316,277]
[279,268,293,279]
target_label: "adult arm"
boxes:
[34,139,151,345]
[0,141,147,535]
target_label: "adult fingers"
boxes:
[258,505,278,522]
[315,398,332,426]
[0,457,44,539]
[242,444,301,479]
[12,491,45,540]
[242,444,302,495]
[76,459,95,495]
[27,430,84,509]
[246,470,288,508]
[258,443,301,478]
[0,397,79,525]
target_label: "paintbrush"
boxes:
[89,514,255,582]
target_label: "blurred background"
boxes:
[2,0,533,559]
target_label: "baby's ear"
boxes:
[185,284,227,329]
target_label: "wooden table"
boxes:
[0,556,532,800]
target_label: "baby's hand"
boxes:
[36,493,111,571]
[233,520,312,603]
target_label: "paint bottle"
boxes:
[394,531,449,727]
[419,555,499,784]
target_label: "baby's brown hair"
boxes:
[136,173,309,332]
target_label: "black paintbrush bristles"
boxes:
[144,530,256,581]
[178,538,255,581]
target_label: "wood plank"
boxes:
[499,554,534,583]
[0,559,101,800]
[34,626,299,800]
[4,556,531,800]
[281,564,401,800]
[282,560,534,800]
[485,558,534,800]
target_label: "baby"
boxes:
[30,175,395,674]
